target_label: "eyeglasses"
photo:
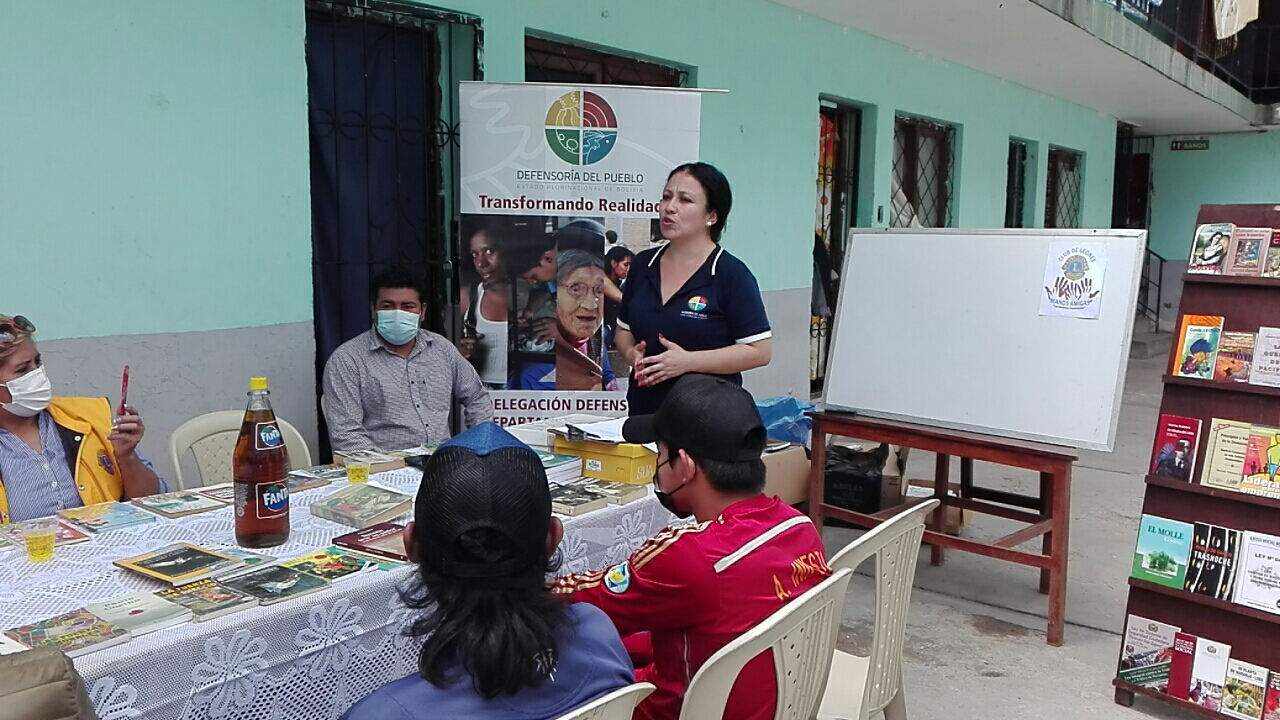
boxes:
[0,316,34,346]
[560,283,606,300]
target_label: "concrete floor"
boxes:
[819,355,1186,719]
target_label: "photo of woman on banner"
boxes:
[512,250,619,391]
[457,216,518,389]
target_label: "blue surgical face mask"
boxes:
[376,310,421,346]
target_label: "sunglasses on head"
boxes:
[0,316,34,346]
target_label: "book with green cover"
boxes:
[1173,315,1224,380]
[281,547,393,583]
[156,579,258,622]
[217,565,329,605]
[1132,514,1194,589]
[4,609,129,658]
[309,483,412,530]
[132,490,227,518]
[1201,418,1252,491]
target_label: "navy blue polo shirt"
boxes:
[618,244,771,415]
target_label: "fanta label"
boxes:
[257,481,289,519]
[255,422,284,451]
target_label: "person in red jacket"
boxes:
[550,374,832,720]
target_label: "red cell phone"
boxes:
[117,366,130,417]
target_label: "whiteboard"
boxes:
[823,229,1146,452]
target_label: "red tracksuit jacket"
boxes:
[549,494,832,720]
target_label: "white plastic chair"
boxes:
[817,499,938,720]
[554,682,656,720]
[678,568,854,720]
[167,411,312,490]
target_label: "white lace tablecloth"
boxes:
[1,469,673,720]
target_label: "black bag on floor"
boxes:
[824,443,890,527]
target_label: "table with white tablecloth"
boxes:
[1,468,673,720]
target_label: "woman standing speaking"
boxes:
[616,162,772,415]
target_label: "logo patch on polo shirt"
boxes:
[687,296,708,312]
[604,561,632,594]
[98,451,116,475]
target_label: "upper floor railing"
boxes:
[1101,0,1280,105]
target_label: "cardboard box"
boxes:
[762,445,810,505]
[903,479,969,535]
[552,437,656,485]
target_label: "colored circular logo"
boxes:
[258,424,283,448]
[262,483,289,512]
[545,91,618,166]
[1061,254,1090,281]
[688,296,708,312]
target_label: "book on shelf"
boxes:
[132,489,227,518]
[114,543,243,586]
[3,609,130,658]
[1189,223,1234,274]
[1169,632,1198,700]
[1223,659,1270,720]
[1225,227,1271,277]
[1234,532,1280,616]
[86,591,191,636]
[1201,418,1253,491]
[333,450,404,474]
[0,521,90,548]
[309,483,413,530]
[1215,332,1257,383]
[1118,614,1181,692]
[1250,327,1280,389]
[1191,637,1233,712]
[57,501,158,533]
[155,579,258,622]
[1174,315,1225,380]
[1264,673,1280,720]
[198,483,236,504]
[1263,230,1280,279]
[1150,415,1201,483]
[280,546,394,583]
[1239,426,1280,499]
[550,482,610,517]
[1183,523,1240,601]
[216,564,329,605]
[332,523,408,563]
[1132,514,1195,589]
[0,635,28,655]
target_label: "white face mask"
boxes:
[3,366,52,417]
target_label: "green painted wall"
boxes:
[0,1,311,341]
[1148,131,1280,261]
[424,0,1118,293]
[1,0,1118,339]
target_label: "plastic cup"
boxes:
[21,519,57,563]
[347,462,370,484]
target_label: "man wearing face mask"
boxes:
[549,374,830,720]
[323,268,492,453]
[0,315,165,524]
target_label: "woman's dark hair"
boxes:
[606,245,634,267]
[400,527,568,699]
[668,162,733,242]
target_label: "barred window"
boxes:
[1045,148,1083,229]
[892,116,956,228]
[525,36,686,87]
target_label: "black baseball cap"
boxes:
[622,374,766,462]
[414,423,551,582]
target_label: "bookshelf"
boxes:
[1114,204,1280,717]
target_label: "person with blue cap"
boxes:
[340,422,633,720]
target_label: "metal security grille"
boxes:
[1045,148,1083,229]
[525,36,688,87]
[1005,140,1028,229]
[811,105,861,394]
[892,116,955,228]
[306,0,479,457]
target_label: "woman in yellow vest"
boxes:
[0,315,165,523]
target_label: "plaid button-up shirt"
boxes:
[322,329,493,453]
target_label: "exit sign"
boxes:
[1170,136,1210,151]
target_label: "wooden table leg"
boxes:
[1113,687,1135,707]
[960,457,973,498]
[931,454,949,566]
[1039,470,1052,595]
[809,422,827,533]
[1046,463,1072,646]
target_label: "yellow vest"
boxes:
[0,397,123,523]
